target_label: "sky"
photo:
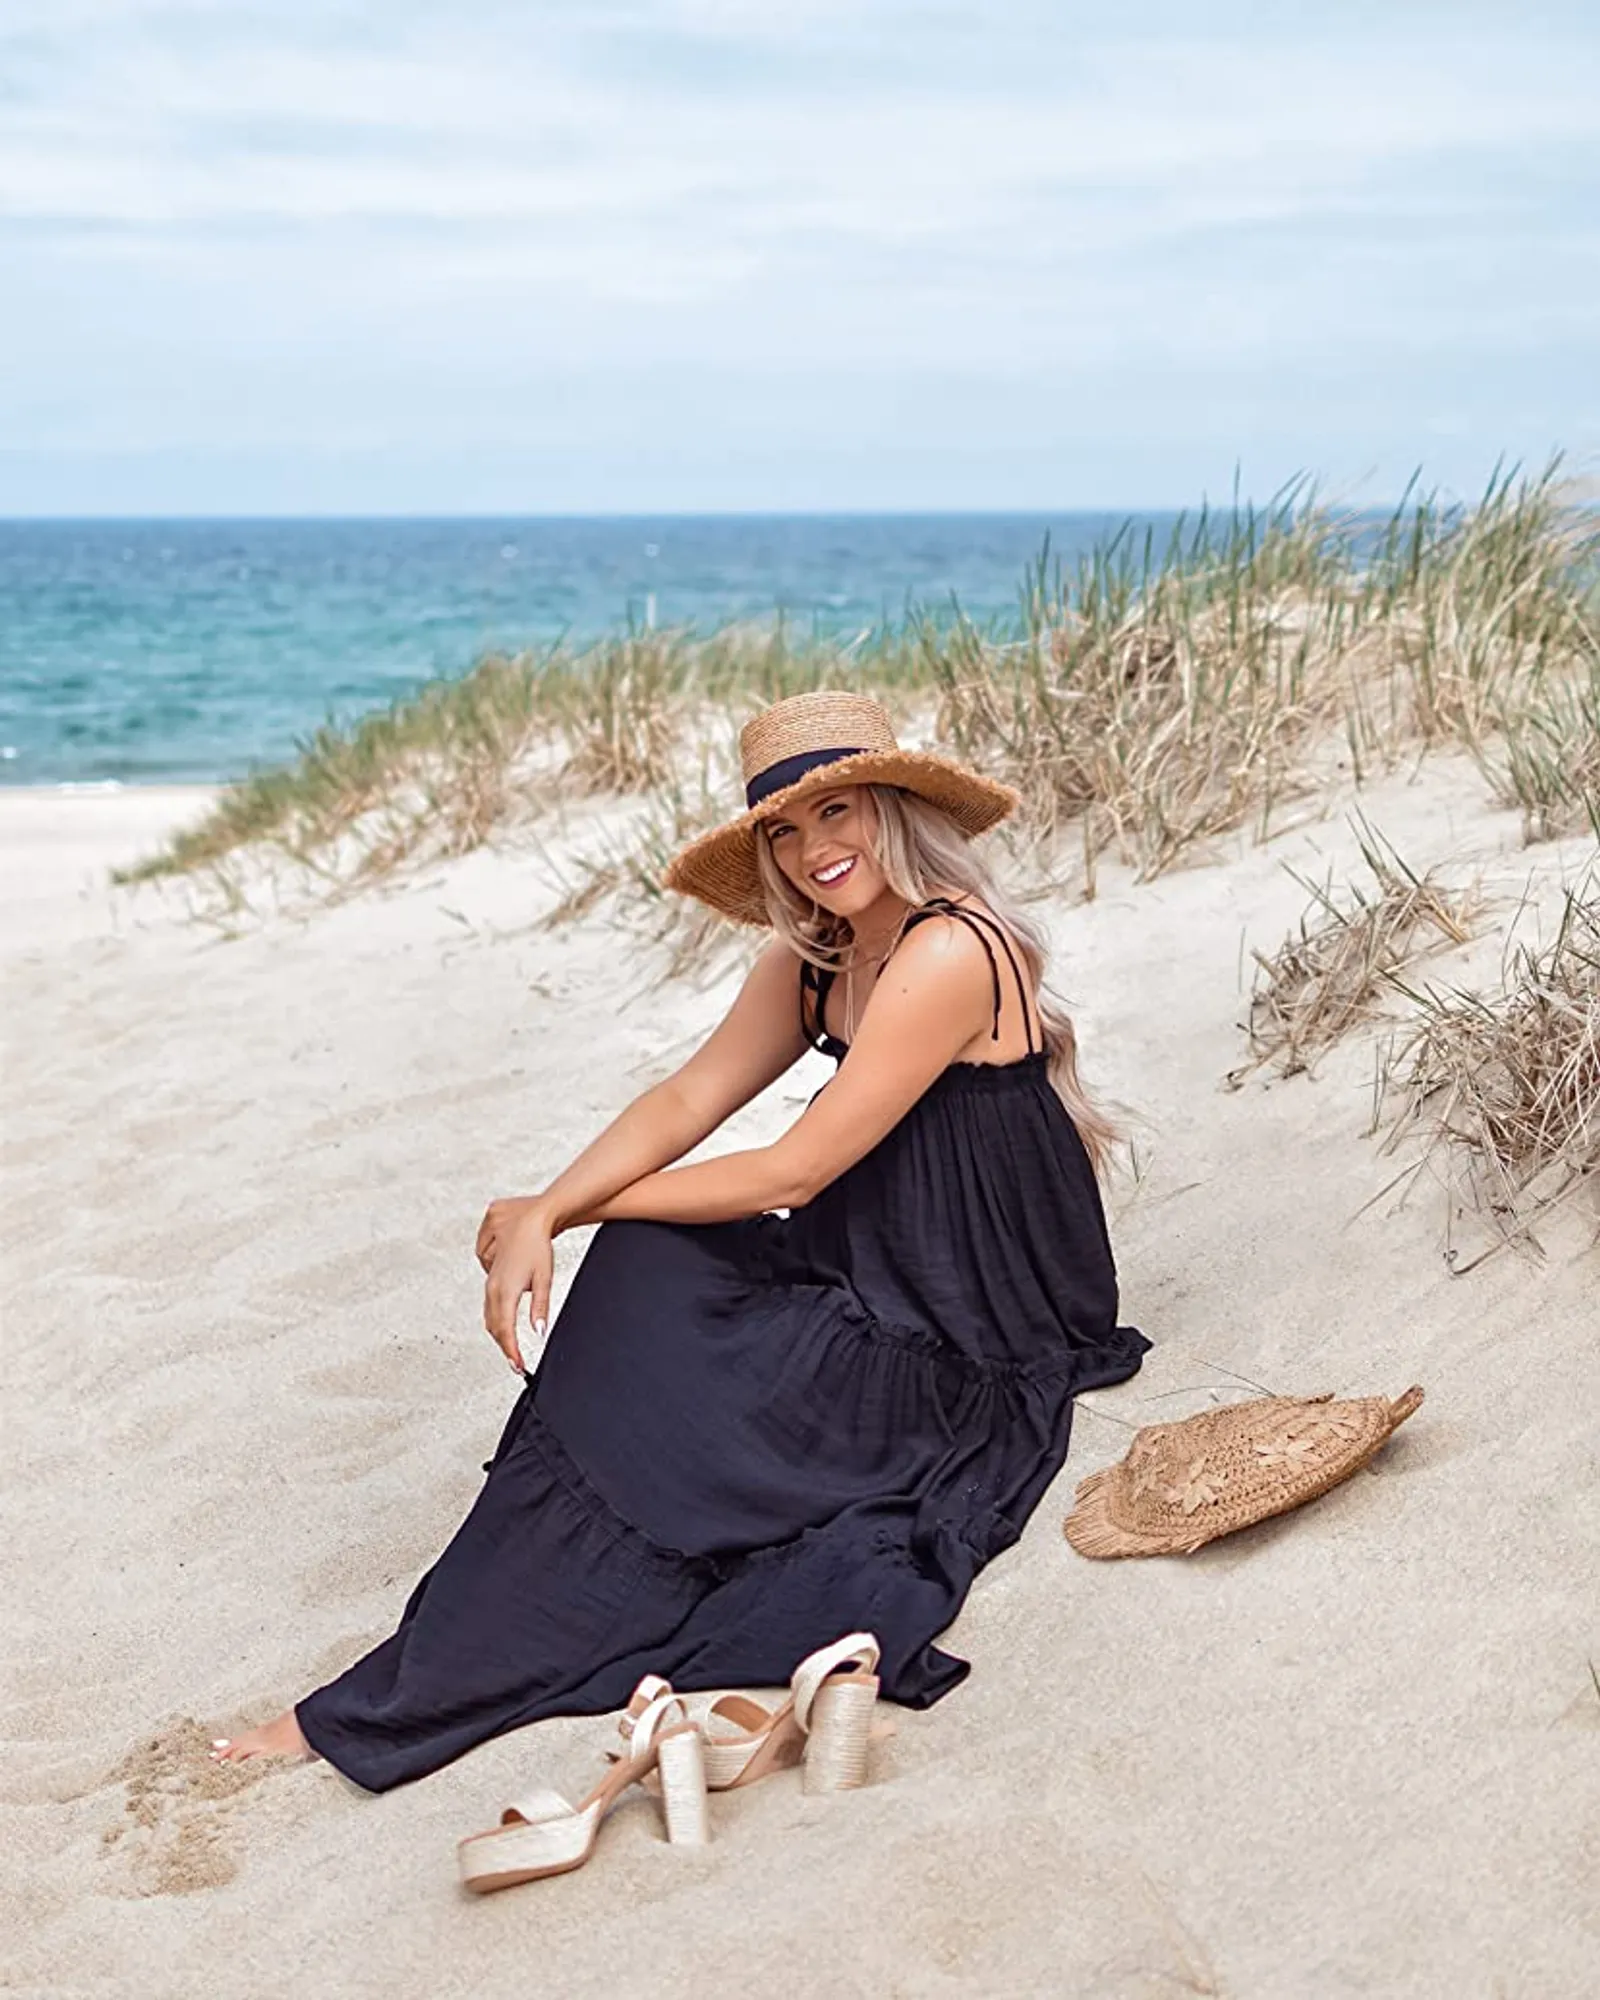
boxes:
[2,0,1597,515]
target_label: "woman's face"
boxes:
[764,786,890,919]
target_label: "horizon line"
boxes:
[0,498,1451,526]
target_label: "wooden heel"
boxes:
[802,1673,878,1793]
[657,1727,710,1846]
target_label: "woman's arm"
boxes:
[478,939,807,1258]
[539,939,810,1218]
[478,939,811,1369]
[584,917,994,1227]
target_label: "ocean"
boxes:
[0,514,1175,788]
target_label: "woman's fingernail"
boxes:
[534,1318,547,1338]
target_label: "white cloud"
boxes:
[4,8,1594,227]
[0,1,1595,506]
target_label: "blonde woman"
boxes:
[214,691,1148,1789]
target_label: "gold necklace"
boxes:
[842,909,911,1043]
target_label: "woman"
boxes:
[214,689,1149,1791]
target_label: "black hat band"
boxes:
[745,746,869,810]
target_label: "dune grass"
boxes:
[931,464,1598,880]
[116,461,1599,922]
[1373,873,1600,1266]
[115,621,924,895]
[1230,822,1482,1084]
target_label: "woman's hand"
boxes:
[481,1206,555,1376]
[476,1194,550,1274]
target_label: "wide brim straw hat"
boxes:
[664,689,1019,927]
[1063,1387,1424,1559]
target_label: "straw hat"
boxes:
[664,690,1019,926]
[1063,1386,1424,1559]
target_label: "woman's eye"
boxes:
[820,801,845,819]
[769,823,795,842]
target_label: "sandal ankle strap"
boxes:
[792,1633,881,1735]
[615,1673,677,1751]
[626,1688,691,1761]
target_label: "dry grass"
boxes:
[933,465,1598,880]
[1373,873,1600,1266]
[541,768,738,980]
[1230,822,1482,1083]
[119,649,559,889]
[112,620,922,902]
[929,486,1350,876]
[115,461,1598,934]
[1478,658,1600,843]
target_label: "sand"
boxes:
[2,771,1596,1999]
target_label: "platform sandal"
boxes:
[617,1632,881,1796]
[457,1683,708,1893]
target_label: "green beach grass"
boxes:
[117,462,1600,921]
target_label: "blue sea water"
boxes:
[0,514,1176,787]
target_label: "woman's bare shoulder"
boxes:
[880,908,996,991]
[898,898,1008,961]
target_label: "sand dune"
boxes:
[2,771,1595,1998]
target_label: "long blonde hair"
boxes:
[753,784,1119,1178]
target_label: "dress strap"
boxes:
[901,898,1039,1054]
[798,958,839,1053]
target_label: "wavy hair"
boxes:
[752,784,1119,1177]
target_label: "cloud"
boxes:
[0,1,1595,506]
[5,5,1594,227]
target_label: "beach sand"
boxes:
[2,772,1595,1999]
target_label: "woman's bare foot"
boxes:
[209,1709,314,1765]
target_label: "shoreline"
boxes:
[0,779,222,796]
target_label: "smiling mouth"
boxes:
[812,856,857,888]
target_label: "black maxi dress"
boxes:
[296,902,1150,1791]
